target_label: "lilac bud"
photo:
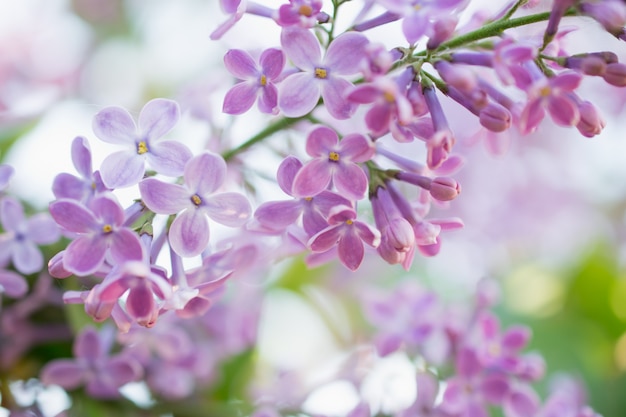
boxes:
[479,102,512,132]
[576,100,606,137]
[435,60,477,93]
[430,177,461,201]
[48,251,73,279]
[603,62,626,86]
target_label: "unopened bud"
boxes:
[430,177,461,201]
[603,62,626,86]
[48,251,72,278]
[576,100,606,137]
[479,102,512,132]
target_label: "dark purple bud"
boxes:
[603,62,626,86]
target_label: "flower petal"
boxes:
[146,140,192,177]
[292,158,333,198]
[40,360,85,389]
[169,209,210,257]
[110,228,144,264]
[260,48,285,79]
[139,179,191,214]
[49,199,97,233]
[334,162,368,201]
[0,269,28,298]
[92,106,137,145]
[72,136,93,179]
[277,156,303,195]
[13,240,43,274]
[223,82,259,115]
[185,152,227,196]
[224,49,259,79]
[64,235,107,276]
[280,27,320,70]
[138,98,180,141]
[321,77,356,119]
[306,126,339,157]
[337,228,364,271]
[254,200,303,231]
[205,192,251,227]
[100,150,145,189]
[278,72,320,117]
[308,225,341,252]
[338,133,374,162]
[324,32,369,75]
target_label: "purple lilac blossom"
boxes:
[0,164,14,191]
[291,126,374,201]
[223,48,285,115]
[277,0,328,28]
[139,151,251,257]
[92,98,192,189]
[0,197,59,274]
[278,28,369,119]
[48,194,144,276]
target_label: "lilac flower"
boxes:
[210,0,275,40]
[278,28,369,119]
[48,194,144,276]
[40,326,142,398]
[139,151,251,257]
[52,136,107,202]
[307,205,380,271]
[292,126,374,201]
[0,269,28,298]
[253,155,353,236]
[92,98,192,189]
[223,48,285,115]
[277,0,328,28]
[0,197,59,274]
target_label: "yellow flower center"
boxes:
[137,140,148,155]
[102,224,113,233]
[191,194,202,206]
[260,74,267,86]
[299,4,313,16]
[304,197,313,201]
[328,151,340,162]
[539,85,551,97]
[346,219,353,225]
[315,67,328,79]
[384,91,395,103]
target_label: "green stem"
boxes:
[221,116,305,161]
[500,0,529,22]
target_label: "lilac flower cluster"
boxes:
[3,0,626,415]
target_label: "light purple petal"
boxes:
[365,103,393,135]
[49,199,97,233]
[308,225,341,252]
[223,82,259,115]
[104,356,142,386]
[415,371,439,409]
[306,126,338,157]
[346,84,382,104]
[138,98,180,141]
[52,173,88,200]
[551,71,582,91]
[169,209,210,257]
[260,48,285,79]
[0,197,24,231]
[337,229,364,271]
[502,326,531,351]
[100,150,145,189]
[205,192,251,227]
[40,360,85,389]
[277,156,303,195]
[224,49,259,79]
[338,133,374,162]
[126,284,157,323]
[504,385,540,417]
[334,162,368,200]
[185,152,227,196]
[480,374,510,404]
[278,72,320,117]
[139,178,191,214]
[547,95,579,127]
[74,327,102,361]
[92,106,137,145]
[519,99,545,134]
[321,77,356,119]
[280,27,321,70]
[354,221,380,248]
[146,140,192,177]
[402,13,428,45]
[258,84,279,114]
[91,194,125,227]
[0,270,28,297]
[0,165,14,190]
[109,228,144,264]
[254,200,303,230]
[72,136,93,179]
[13,241,43,274]
[324,32,369,75]
[292,158,333,198]
[64,235,107,276]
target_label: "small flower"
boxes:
[92,98,192,188]
[139,152,251,257]
[223,48,286,115]
[292,126,374,201]
[277,0,328,28]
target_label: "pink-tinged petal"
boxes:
[418,238,441,257]
[365,104,393,136]
[138,98,180,141]
[185,152,227,196]
[204,192,251,227]
[466,402,490,417]
[109,228,144,264]
[339,133,375,162]
[407,117,435,140]
[74,327,102,360]
[258,84,279,114]
[169,209,210,257]
[504,385,540,417]
[321,77,356,119]
[308,225,341,252]
[402,13,428,45]
[480,374,510,404]
[441,378,466,413]
[146,140,193,177]
[91,194,125,227]
[26,213,59,244]
[375,333,403,356]
[64,235,107,276]
[277,156,303,195]
[254,200,303,230]
[13,241,43,274]
[126,284,157,323]
[177,296,212,318]
[502,326,531,351]
[519,99,545,134]
[221,0,241,15]
[292,158,333,198]
[0,197,23,230]
[334,162,368,201]
[49,199,97,233]
[551,71,582,91]
[224,49,259,79]
[346,84,381,104]
[354,221,381,248]
[223,82,259,115]
[431,217,464,230]
[92,106,137,145]
[278,72,320,117]
[105,356,142,386]
[306,125,339,157]
[100,150,145,189]
[456,347,481,378]
[52,173,88,201]
[260,48,285,79]
[312,191,353,216]
[547,95,579,126]
[72,136,93,179]
[40,360,85,389]
[0,270,27,297]
[337,229,364,271]
[327,204,356,224]
[139,178,191,214]
[280,27,321,70]
[324,32,369,75]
